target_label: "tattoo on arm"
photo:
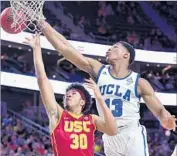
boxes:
[50,109,59,119]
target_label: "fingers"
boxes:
[35,31,41,43]
[23,37,32,45]
[84,84,93,90]
[167,117,177,131]
[25,37,32,42]
[84,78,95,84]
[84,82,94,89]
[22,40,30,45]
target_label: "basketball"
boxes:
[0,7,26,34]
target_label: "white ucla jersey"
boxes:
[96,65,141,124]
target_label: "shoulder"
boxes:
[138,78,154,96]
[85,57,103,78]
[138,78,150,86]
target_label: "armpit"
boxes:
[50,109,59,119]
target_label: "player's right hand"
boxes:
[84,78,102,99]
[23,32,41,50]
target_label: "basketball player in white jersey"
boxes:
[37,20,176,156]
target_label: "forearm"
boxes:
[145,95,166,120]
[42,21,69,46]
[39,21,90,71]
[33,47,47,78]
[157,107,169,121]
[97,97,117,132]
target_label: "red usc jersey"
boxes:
[51,110,96,156]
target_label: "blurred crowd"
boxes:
[141,65,177,93]
[1,53,35,76]
[1,52,177,93]
[1,1,176,156]
[61,1,176,51]
[1,110,176,156]
[1,114,53,156]
[151,1,177,28]
[147,130,176,156]
[1,1,176,52]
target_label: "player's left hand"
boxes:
[84,78,102,99]
[159,110,176,131]
[23,32,41,49]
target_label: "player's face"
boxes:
[64,89,85,109]
[106,43,128,63]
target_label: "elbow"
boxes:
[37,76,48,83]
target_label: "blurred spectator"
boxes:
[141,67,177,93]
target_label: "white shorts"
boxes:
[102,123,149,156]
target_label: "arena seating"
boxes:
[1,2,176,156]
[1,1,176,51]
[1,106,176,156]
[1,51,177,93]
[150,2,177,28]
[60,1,176,51]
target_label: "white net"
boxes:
[10,0,45,32]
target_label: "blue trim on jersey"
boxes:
[135,74,141,99]
[96,65,105,83]
[108,66,132,80]
[141,126,147,156]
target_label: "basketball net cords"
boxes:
[10,0,45,32]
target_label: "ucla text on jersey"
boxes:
[96,65,141,119]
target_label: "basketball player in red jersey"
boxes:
[23,33,117,156]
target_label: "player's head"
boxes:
[64,83,92,114]
[106,41,135,66]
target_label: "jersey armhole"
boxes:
[135,74,141,99]
[95,65,105,83]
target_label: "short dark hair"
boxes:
[66,83,92,114]
[119,41,135,65]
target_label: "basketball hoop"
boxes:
[10,0,45,32]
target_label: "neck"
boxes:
[111,61,129,78]
[67,107,82,115]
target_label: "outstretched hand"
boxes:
[84,78,102,99]
[160,110,177,131]
[23,32,41,49]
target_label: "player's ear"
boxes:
[124,52,129,59]
[80,100,85,106]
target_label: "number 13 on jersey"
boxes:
[105,99,123,117]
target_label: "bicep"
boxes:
[139,78,164,117]
[38,77,63,118]
[85,57,103,79]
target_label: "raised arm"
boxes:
[84,79,117,136]
[39,20,102,78]
[23,33,63,121]
[138,78,176,131]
